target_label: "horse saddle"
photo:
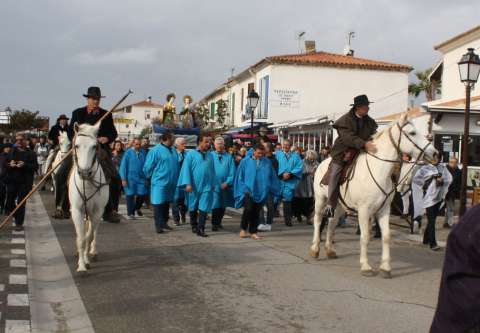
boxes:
[321,149,359,186]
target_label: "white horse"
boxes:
[69,123,109,273]
[309,113,436,278]
[49,131,71,206]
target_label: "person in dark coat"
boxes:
[48,114,69,146]
[56,86,120,223]
[430,204,480,333]
[444,157,462,228]
[324,94,378,217]
[5,134,38,231]
[0,143,13,214]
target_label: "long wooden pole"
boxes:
[0,89,133,231]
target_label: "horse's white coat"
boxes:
[310,114,437,276]
[68,123,109,273]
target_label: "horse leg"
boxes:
[83,218,93,269]
[377,208,392,279]
[71,209,87,273]
[325,208,342,259]
[358,206,374,276]
[309,197,325,258]
[89,214,101,262]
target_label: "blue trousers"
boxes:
[126,195,144,216]
[153,203,170,231]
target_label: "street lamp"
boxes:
[458,47,480,216]
[246,90,260,141]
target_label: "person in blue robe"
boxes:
[234,144,280,240]
[275,139,303,226]
[172,137,188,226]
[119,138,147,219]
[177,134,215,237]
[142,132,179,233]
[210,136,235,231]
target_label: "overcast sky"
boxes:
[0,0,478,120]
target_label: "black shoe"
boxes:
[14,225,24,232]
[163,224,173,231]
[285,220,293,227]
[181,215,186,224]
[323,205,335,218]
[212,225,219,232]
[197,229,208,237]
[430,245,441,251]
[156,228,164,234]
[136,210,143,217]
[103,212,120,223]
[191,225,198,234]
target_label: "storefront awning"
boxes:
[287,116,329,127]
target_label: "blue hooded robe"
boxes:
[142,144,179,205]
[174,149,188,200]
[210,151,235,209]
[119,148,147,196]
[177,149,215,212]
[233,156,280,208]
[275,151,303,202]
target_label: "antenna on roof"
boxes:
[343,31,355,56]
[296,31,306,54]
[230,67,235,78]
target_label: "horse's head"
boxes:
[58,131,71,153]
[396,113,437,162]
[73,122,99,179]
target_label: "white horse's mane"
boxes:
[75,123,99,139]
[371,112,429,141]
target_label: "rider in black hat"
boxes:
[55,86,120,223]
[323,94,378,217]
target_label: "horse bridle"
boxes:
[73,133,99,180]
[340,119,434,219]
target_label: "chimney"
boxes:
[343,45,354,56]
[304,40,316,54]
[146,96,152,103]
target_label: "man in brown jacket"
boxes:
[324,95,378,217]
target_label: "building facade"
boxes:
[200,49,412,152]
[113,98,163,142]
[423,25,480,186]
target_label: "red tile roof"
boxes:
[259,51,412,72]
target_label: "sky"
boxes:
[0,0,479,121]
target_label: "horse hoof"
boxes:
[361,269,375,277]
[90,254,98,262]
[326,250,337,259]
[309,248,320,258]
[380,269,392,279]
[76,270,88,277]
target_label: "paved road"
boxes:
[15,192,445,333]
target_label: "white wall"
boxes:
[268,65,409,123]
[432,113,480,135]
[114,105,162,139]
[440,38,480,100]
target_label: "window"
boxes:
[126,106,132,113]
[125,124,129,128]
[231,92,236,119]
[240,88,244,113]
[210,102,215,120]
[145,110,151,120]
[247,82,254,93]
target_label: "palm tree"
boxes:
[408,68,441,101]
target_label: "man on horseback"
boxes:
[323,94,378,218]
[46,114,71,218]
[56,86,120,223]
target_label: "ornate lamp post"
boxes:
[246,90,260,141]
[457,48,480,216]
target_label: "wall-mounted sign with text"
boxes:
[270,89,300,109]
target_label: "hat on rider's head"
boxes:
[57,114,69,121]
[83,86,105,99]
[350,94,373,107]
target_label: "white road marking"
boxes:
[10,259,26,268]
[7,294,29,306]
[9,274,27,285]
[11,249,26,255]
[0,283,4,291]
[12,230,25,235]
[11,238,25,244]
[5,320,31,333]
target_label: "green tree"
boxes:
[139,126,152,139]
[408,68,441,101]
[215,99,229,128]
[0,108,43,132]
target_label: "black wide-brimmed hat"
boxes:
[350,94,373,106]
[83,86,105,99]
[57,114,69,121]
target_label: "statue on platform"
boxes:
[162,93,176,128]
[181,95,195,128]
